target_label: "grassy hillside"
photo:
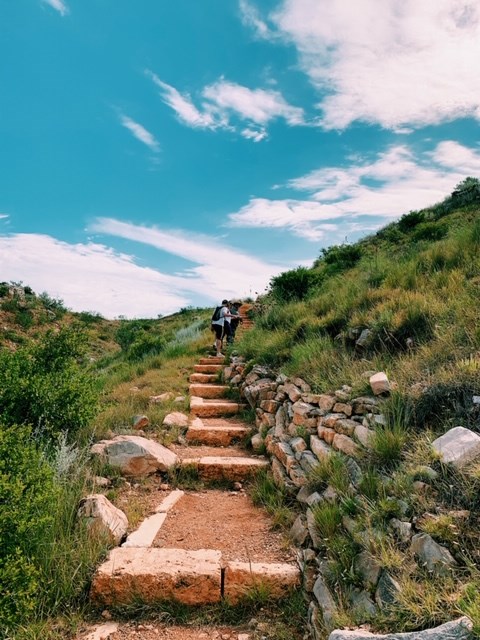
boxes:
[238,178,480,432]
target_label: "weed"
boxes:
[311,502,343,545]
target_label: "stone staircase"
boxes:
[90,311,299,613]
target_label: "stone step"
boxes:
[189,383,229,399]
[181,456,268,482]
[224,560,300,604]
[186,419,251,446]
[122,490,184,548]
[90,548,299,608]
[198,357,225,365]
[189,373,218,384]
[91,547,222,606]
[194,364,223,374]
[190,396,244,417]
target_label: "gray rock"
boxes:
[313,575,338,628]
[390,518,412,543]
[350,590,377,619]
[411,533,457,575]
[345,457,363,486]
[356,328,373,348]
[250,432,264,453]
[432,426,480,469]
[306,491,323,507]
[300,451,320,474]
[355,550,381,588]
[307,508,323,549]
[328,617,473,640]
[163,412,189,428]
[296,485,313,504]
[291,436,307,453]
[290,514,309,546]
[375,572,401,607]
[370,372,391,396]
[308,601,324,640]
[354,424,375,448]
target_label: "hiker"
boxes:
[211,299,236,357]
[227,300,242,344]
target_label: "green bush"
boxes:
[0,424,58,630]
[398,210,425,232]
[0,328,97,442]
[318,243,363,272]
[269,267,319,302]
[128,333,166,361]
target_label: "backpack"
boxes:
[211,306,223,322]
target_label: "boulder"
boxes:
[411,533,457,575]
[328,617,473,640]
[349,590,377,619]
[310,435,333,461]
[290,514,309,546]
[390,518,412,543]
[355,551,381,588]
[163,412,189,428]
[150,392,174,403]
[250,433,264,453]
[333,433,361,458]
[77,494,128,544]
[91,435,178,476]
[432,426,480,469]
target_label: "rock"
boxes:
[322,486,337,503]
[352,397,380,415]
[91,476,112,488]
[307,491,323,506]
[319,426,336,445]
[310,435,333,461]
[284,382,302,402]
[250,433,264,453]
[273,441,294,466]
[375,572,401,607]
[355,551,381,588]
[313,575,337,628]
[299,451,320,474]
[356,328,373,348]
[334,418,358,436]
[412,465,439,481]
[163,412,189,428]
[333,403,353,417]
[369,372,391,396]
[91,435,178,476]
[345,457,363,486]
[328,617,473,640]
[332,433,361,458]
[350,590,377,619]
[324,413,348,429]
[308,601,324,640]
[411,533,457,575]
[174,396,186,403]
[291,436,307,453]
[290,514,309,546]
[149,392,173,403]
[133,414,149,430]
[318,395,336,412]
[432,426,480,468]
[390,518,412,543]
[77,494,128,544]
[306,508,323,549]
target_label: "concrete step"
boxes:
[90,547,299,608]
[91,547,222,606]
[198,357,225,365]
[189,373,218,384]
[186,419,251,446]
[190,396,244,417]
[194,364,223,374]
[189,383,229,399]
[181,456,268,482]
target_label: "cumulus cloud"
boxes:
[228,140,480,240]
[271,0,480,130]
[0,235,188,318]
[42,0,68,16]
[119,114,160,152]
[147,71,305,139]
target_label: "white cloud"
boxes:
[119,114,160,152]
[228,140,480,240]
[271,0,480,130]
[90,218,284,298]
[203,80,305,126]
[147,71,216,129]
[0,214,8,220]
[42,0,68,16]
[241,127,268,142]
[147,71,304,139]
[0,235,187,318]
[239,0,271,38]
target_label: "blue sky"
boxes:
[1,0,480,317]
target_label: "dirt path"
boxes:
[153,490,294,563]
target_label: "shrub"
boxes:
[318,243,363,273]
[128,333,166,361]
[398,210,425,232]
[269,267,319,302]
[0,327,98,442]
[0,424,58,630]
[412,222,449,242]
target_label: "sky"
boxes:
[1,0,480,318]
